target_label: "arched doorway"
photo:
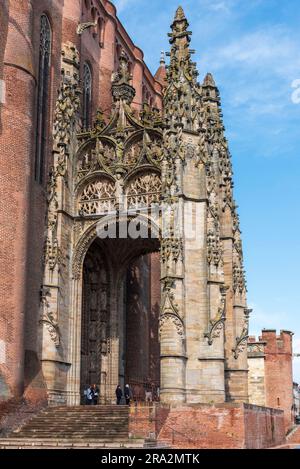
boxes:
[80,227,160,404]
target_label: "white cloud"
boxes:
[209,2,231,13]
[206,27,300,79]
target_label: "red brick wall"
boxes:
[261,330,293,431]
[0,0,36,399]
[129,403,286,449]
[0,0,163,403]
[244,403,286,449]
[287,426,300,444]
[129,405,170,439]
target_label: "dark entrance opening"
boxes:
[80,234,160,404]
[124,253,161,402]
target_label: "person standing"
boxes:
[116,385,123,405]
[86,385,94,405]
[92,384,100,405]
[124,384,133,406]
[145,380,153,405]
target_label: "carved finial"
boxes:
[112,50,132,86]
[203,73,216,87]
[167,7,197,84]
[174,6,186,22]
[160,51,166,65]
[111,50,136,104]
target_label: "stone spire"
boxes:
[164,7,200,131]
[155,51,167,89]
[166,6,198,83]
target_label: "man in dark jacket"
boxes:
[116,385,123,405]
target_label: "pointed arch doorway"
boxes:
[79,224,161,404]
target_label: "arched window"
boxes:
[83,63,92,130]
[35,14,51,184]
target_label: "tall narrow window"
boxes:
[83,63,92,130]
[35,14,51,184]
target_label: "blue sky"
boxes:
[111,0,300,381]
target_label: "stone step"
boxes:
[15,433,129,437]
[0,438,146,449]
[8,405,130,444]
[19,419,129,426]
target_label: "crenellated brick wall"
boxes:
[248,330,294,432]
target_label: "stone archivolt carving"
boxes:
[78,178,116,215]
[233,308,252,359]
[205,285,227,345]
[72,224,98,280]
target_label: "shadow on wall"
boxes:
[23,350,47,403]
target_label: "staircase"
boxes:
[286,425,300,444]
[0,405,146,449]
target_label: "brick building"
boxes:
[0,0,293,448]
[248,330,294,430]
[1,0,290,443]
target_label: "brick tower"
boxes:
[248,330,294,430]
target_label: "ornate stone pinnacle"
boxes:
[160,51,166,65]
[203,73,216,87]
[112,50,136,104]
[174,6,186,22]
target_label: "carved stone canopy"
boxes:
[112,50,136,104]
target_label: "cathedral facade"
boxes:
[0,1,250,407]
